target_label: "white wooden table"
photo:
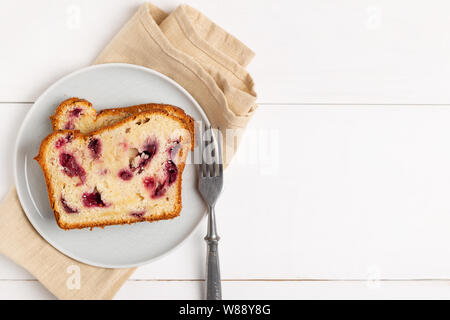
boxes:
[2,0,450,299]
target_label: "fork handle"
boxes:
[205,206,221,300]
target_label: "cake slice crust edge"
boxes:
[50,97,195,137]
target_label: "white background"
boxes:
[1,0,450,299]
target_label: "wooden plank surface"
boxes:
[2,0,450,299]
[1,279,449,300]
[2,1,450,103]
[2,104,450,283]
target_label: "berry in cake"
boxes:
[59,152,86,185]
[60,196,78,214]
[118,169,133,181]
[88,138,102,159]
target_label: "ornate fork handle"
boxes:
[205,205,221,300]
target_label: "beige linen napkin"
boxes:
[0,3,256,299]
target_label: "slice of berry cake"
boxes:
[35,110,194,229]
[50,97,194,135]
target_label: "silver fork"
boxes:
[198,123,224,300]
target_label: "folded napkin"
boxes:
[0,3,256,300]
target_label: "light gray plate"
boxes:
[14,63,207,268]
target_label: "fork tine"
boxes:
[198,121,205,177]
[204,123,214,177]
[216,127,223,176]
[210,125,217,177]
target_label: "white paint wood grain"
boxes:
[1,280,449,300]
[2,104,450,282]
[3,1,450,103]
[116,280,450,300]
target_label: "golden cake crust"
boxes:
[50,97,195,139]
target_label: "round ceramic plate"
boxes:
[14,63,207,268]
